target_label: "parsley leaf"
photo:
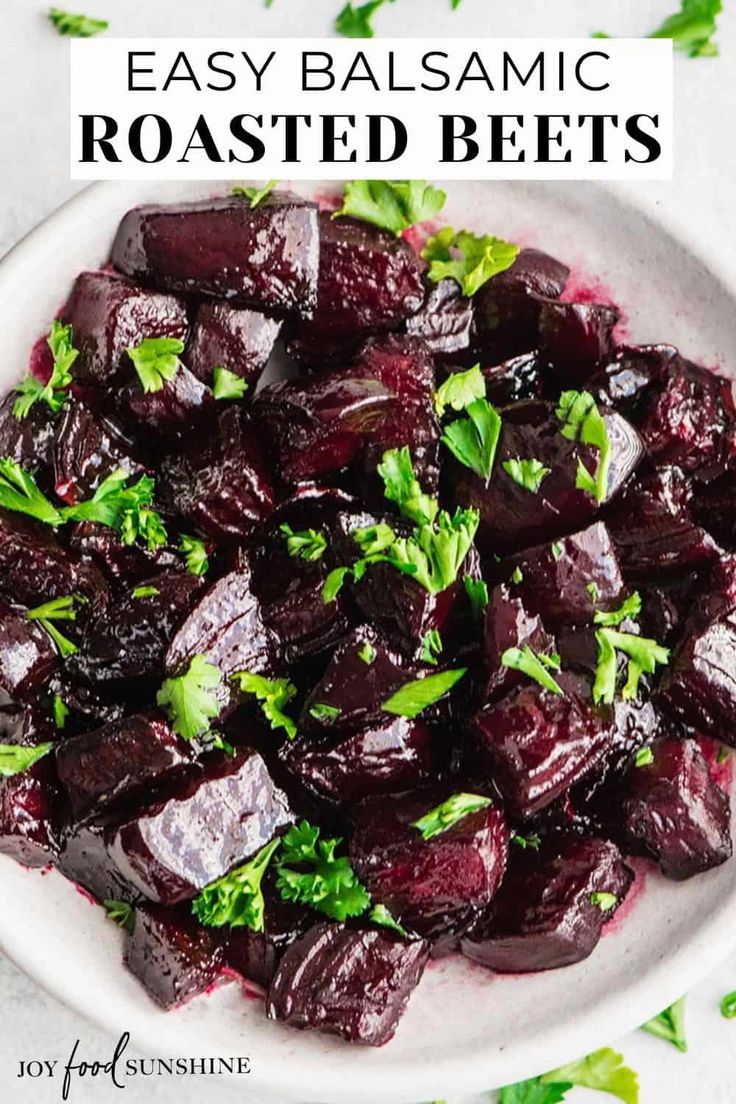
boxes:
[421,227,520,297]
[126,337,184,394]
[212,366,248,401]
[232,180,278,208]
[48,7,108,36]
[590,891,618,912]
[322,565,352,604]
[13,321,79,419]
[641,996,687,1052]
[441,397,502,482]
[309,703,341,722]
[501,646,563,696]
[635,746,654,768]
[104,899,135,932]
[551,541,563,561]
[596,0,722,59]
[62,469,168,552]
[157,654,223,743]
[502,458,551,494]
[594,592,643,627]
[556,390,611,504]
[541,1047,640,1104]
[511,566,523,585]
[434,365,486,418]
[420,629,443,666]
[369,903,409,937]
[412,792,492,840]
[0,742,53,778]
[464,575,489,617]
[334,179,446,235]
[593,629,670,704]
[512,832,541,850]
[0,459,64,526]
[132,585,159,599]
[377,446,438,526]
[335,0,392,38]
[26,594,83,658]
[498,1078,572,1104]
[232,672,298,740]
[52,693,69,730]
[179,534,209,576]
[275,820,371,921]
[382,667,467,718]
[720,991,736,1018]
[279,523,327,562]
[358,641,376,664]
[192,839,281,932]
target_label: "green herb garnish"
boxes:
[279,523,328,562]
[377,446,438,525]
[334,180,446,235]
[126,337,184,394]
[501,646,563,695]
[104,899,135,932]
[0,742,53,778]
[179,534,209,576]
[511,566,523,585]
[52,694,69,730]
[434,365,486,418]
[26,594,82,658]
[131,585,159,599]
[192,839,281,932]
[354,507,480,596]
[441,398,502,482]
[595,0,721,58]
[212,366,248,401]
[13,321,78,419]
[412,793,492,840]
[593,629,670,705]
[539,1048,639,1104]
[420,629,443,666]
[512,832,541,850]
[721,990,736,1019]
[551,541,563,561]
[232,672,298,740]
[48,7,108,36]
[464,575,489,617]
[0,459,64,526]
[157,654,223,743]
[635,746,654,768]
[502,458,551,494]
[358,641,377,664]
[590,891,618,912]
[641,996,687,1052]
[382,667,467,718]
[275,820,371,921]
[309,703,341,722]
[421,227,520,297]
[63,469,167,552]
[369,903,408,937]
[594,592,643,627]
[556,390,611,505]
[232,180,278,208]
[334,0,391,38]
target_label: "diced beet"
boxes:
[538,301,619,388]
[111,193,319,318]
[511,522,626,627]
[606,466,720,580]
[58,819,139,904]
[589,344,678,410]
[633,358,736,478]
[162,406,274,542]
[482,353,542,405]
[266,923,429,1046]
[68,521,181,585]
[354,334,435,402]
[452,401,643,554]
[55,710,195,821]
[254,369,394,484]
[361,402,440,503]
[461,836,632,972]
[223,877,313,988]
[62,271,188,385]
[480,584,555,705]
[185,302,282,387]
[615,736,731,879]
[283,716,438,806]
[0,602,57,701]
[472,673,616,818]
[107,748,292,904]
[638,579,697,646]
[166,563,280,680]
[472,248,570,363]
[351,789,509,942]
[47,674,125,736]
[53,401,145,504]
[0,705,60,867]
[0,509,108,612]
[692,469,736,550]
[121,362,215,437]
[0,393,57,485]
[405,278,473,356]
[124,903,225,1009]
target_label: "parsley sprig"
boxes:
[334,180,446,235]
[596,0,721,59]
[126,337,184,394]
[26,594,84,658]
[48,7,108,36]
[500,1047,639,1104]
[0,742,53,778]
[232,672,298,740]
[377,447,438,526]
[212,366,248,401]
[503,458,551,494]
[179,534,209,576]
[382,667,467,718]
[422,227,520,297]
[63,469,168,551]
[412,793,492,840]
[501,646,563,696]
[192,839,281,932]
[13,321,79,420]
[437,370,502,483]
[0,459,65,526]
[279,523,327,562]
[334,0,393,38]
[593,629,670,705]
[157,654,223,744]
[434,365,486,418]
[104,899,135,932]
[276,821,371,921]
[641,996,687,1052]
[593,592,642,627]
[556,390,611,504]
[232,180,278,208]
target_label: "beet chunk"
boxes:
[124,903,225,1009]
[53,401,145,504]
[107,748,292,904]
[472,248,569,363]
[0,705,60,867]
[185,301,282,387]
[538,301,619,388]
[606,466,720,580]
[482,353,542,405]
[351,790,509,941]
[461,836,632,972]
[121,362,215,437]
[111,193,319,318]
[472,673,617,818]
[68,522,180,585]
[267,923,429,1046]
[0,603,57,701]
[223,877,313,988]
[0,509,108,611]
[692,469,736,550]
[62,271,188,385]
[480,584,555,705]
[616,737,731,879]
[55,711,195,821]
[0,393,57,484]
[354,334,435,402]
[405,278,473,356]
[162,406,274,542]
[254,369,394,484]
[58,819,139,904]
[589,344,678,410]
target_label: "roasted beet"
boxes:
[0,393,57,483]
[0,603,57,701]
[266,923,429,1046]
[0,705,60,867]
[55,710,195,821]
[53,401,145,504]
[223,877,313,988]
[538,300,619,388]
[121,362,215,437]
[482,353,542,405]
[589,344,678,410]
[124,903,225,1009]
[185,301,282,387]
[351,790,509,942]
[472,248,569,363]
[405,278,473,356]
[354,334,435,402]
[480,584,555,705]
[111,193,319,317]
[107,748,292,904]
[0,510,108,611]
[461,836,632,972]
[58,818,139,904]
[62,271,188,385]
[692,469,736,550]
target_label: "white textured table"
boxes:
[2,1,736,1101]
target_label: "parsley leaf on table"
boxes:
[334,180,446,235]
[541,1047,639,1104]
[501,646,563,696]
[556,390,611,504]
[335,0,393,38]
[232,672,298,740]
[157,654,223,743]
[232,180,279,208]
[412,792,492,840]
[0,459,64,526]
[422,227,520,297]
[382,667,467,718]
[275,820,371,921]
[595,0,722,58]
[48,7,108,36]
[0,742,53,778]
[377,446,438,526]
[720,991,736,1018]
[641,995,687,1051]
[212,366,248,401]
[13,321,78,419]
[126,337,184,394]
[192,839,282,932]
[498,1079,572,1104]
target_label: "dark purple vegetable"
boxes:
[0,705,61,867]
[68,522,181,585]
[0,510,109,612]
[482,352,542,405]
[589,344,678,410]
[472,248,569,363]
[53,401,146,504]
[223,877,313,988]
[0,603,57,701]
[405,278,473,356]
[480,584,555,705]
[186,301,282,387]
[538,300,619,388]
[0,393,56,484]
[124,903,225,1009]
[121,362,215,437]
[58,818,139,904]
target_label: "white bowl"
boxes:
[1,180,736,1104]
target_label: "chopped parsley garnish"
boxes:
[720,990,736,1019]
[0,459,64,526]
[309,703,341,722]
[593,628,670,705]
[126,337,183,394]
[13,321,78,419]
[157,654,223,743]
[551,541,563,561]
[641,996,687,1052]
[334,180,446,236]
[501,646,563,695]
[421,227,520,297]
[590,891,618,912]
[587,581,599,603]
[104,899,135,932]
[441,397,502,482]
[63,469,167,551]
[0,742,53,778]
[358,641,376,664]
[412,793,492,840]
[369,903,408,937]
[212,366,248,401]
[512,832,541,850]
[502,458,551,494]
[275,820,370,921]
[635,746,654,768]
[718,745,731,764]
[464,575,489,617]
[48,7,108,36]
[192,839,281,932]
[232,672,298,740]
[596,0,721,58]
[131,585,159,599]
[322,566,352,604]
[232,180,278,208]
[434,365,486,418]
[511,566,523,585]
[334,0,391,39]
[420,629,443,666]
[382,667,467,718]
[593,592,642,627]
[26,594,83,658]
[279,523,327,562]
[377,447,438,526]
[52,693,69,730]
[556,390,611,505]
[179,534,209,576]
